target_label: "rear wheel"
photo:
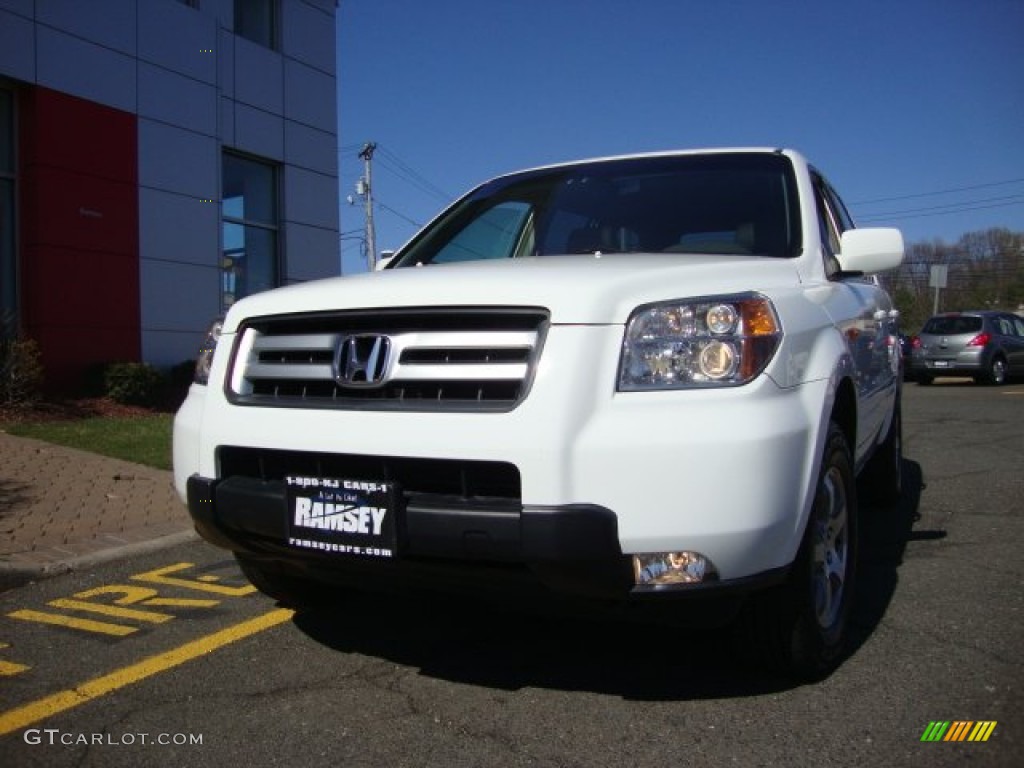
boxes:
[981,357,1007,386]
[737,422,858,681]
[916,373,933,386]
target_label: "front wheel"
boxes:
[737,422,859,681]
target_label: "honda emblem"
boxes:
[334,334,391,388]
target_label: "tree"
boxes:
[890,228,1024,332]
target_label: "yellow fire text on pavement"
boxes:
[5,562,254,637]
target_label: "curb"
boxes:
[0,528,198,592]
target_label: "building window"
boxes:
[234,0,278,49]
[0,87,16,339]
[222,153,280,312]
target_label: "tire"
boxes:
[916,374,933,386]
[235,554,333,607]
[983,357,1007,386]
[861,400,902,505]
[737,422,858,681]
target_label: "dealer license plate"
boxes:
[285,476,398,558]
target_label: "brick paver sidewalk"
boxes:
[0,431,194,587]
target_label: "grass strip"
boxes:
[6,415,173,470]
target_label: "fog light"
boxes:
[633,552,718,586]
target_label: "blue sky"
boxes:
[336,0,1024,274]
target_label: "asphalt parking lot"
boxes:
[0,380,1021,767]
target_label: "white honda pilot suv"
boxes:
[174,148,904,679]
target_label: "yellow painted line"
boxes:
[48,598,174,624]
[0,644,30,677]
[142,597,221,608]
[0,660,31,676]
[0,607,294,737]
[8,609,138,637]
[132,563,257,596]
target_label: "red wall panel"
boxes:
[25,87,136,184]
[19,87,140,393]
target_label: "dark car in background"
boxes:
[898,333,913,380]
[910,310,1024,385]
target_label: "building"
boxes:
[0,0,340,391]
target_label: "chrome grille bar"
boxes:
[229,309,548,411]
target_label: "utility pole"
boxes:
[358,142,377,270]
[930,264,948,315]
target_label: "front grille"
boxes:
[228,308,548,411]
[218,446,522,504]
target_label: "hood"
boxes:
[223,254,801,331]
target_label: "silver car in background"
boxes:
[910,310,1024,385]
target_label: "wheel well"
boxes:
[831,377,857,452]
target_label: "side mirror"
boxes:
[837,228,904,274]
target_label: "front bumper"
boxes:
[176,324,830,589]
[186,474,786,604]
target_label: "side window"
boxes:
[1014,316,1024,337]
[234,0,278,49]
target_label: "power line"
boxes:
[340,143,450,250]
[857,196,1024,223]
[377,159,450,205]
[375,145,454,204]
[376,200,422,229]
[850,177,1024,206]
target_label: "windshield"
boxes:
[394,153,801,267]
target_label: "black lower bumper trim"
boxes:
[186,474,781,603]
[187,474,633,597]
[188,475,622,560]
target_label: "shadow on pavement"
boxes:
[850,459,940,650]
[287,461,932,701]
[292,588,796,701]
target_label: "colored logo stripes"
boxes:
[920,721,997,742]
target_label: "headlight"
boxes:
[618,293,781,390]
[193,318,224,385]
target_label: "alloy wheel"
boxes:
[811,466,850,630]
[992,358,1007,385]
